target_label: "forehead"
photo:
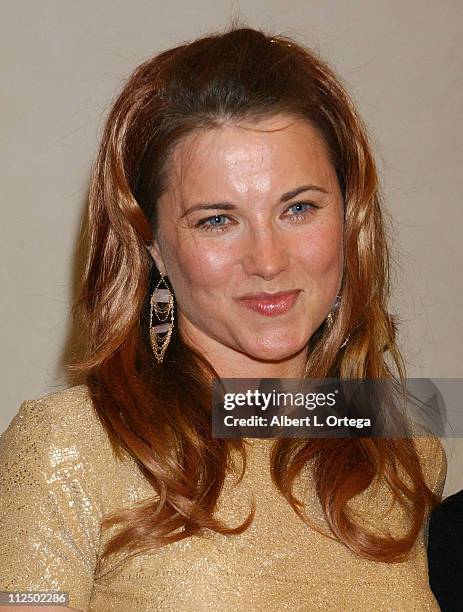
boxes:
[163,114,337,200]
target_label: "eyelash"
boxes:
[195,202,320,233]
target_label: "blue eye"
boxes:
[208,214,228,226]
[198,214,230,232]
[287,202,317,217]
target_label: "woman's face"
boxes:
[147,114,344,378]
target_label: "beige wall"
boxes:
[1,1,462,495]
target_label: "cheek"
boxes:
[172,239,233,292]
[297,221,343,273]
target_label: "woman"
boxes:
[0,24,447,611]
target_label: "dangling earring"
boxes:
[326,311,335,328]
[149,273,175,363]
[326,294,350,348]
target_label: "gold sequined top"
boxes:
[0,384,447,611]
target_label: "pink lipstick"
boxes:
[236,289,301,317]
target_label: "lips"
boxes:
[236,289,301,316]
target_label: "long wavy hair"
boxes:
[68,23,441,569]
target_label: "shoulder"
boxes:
[412,435,447,496]
[10,383,100,431]
[4,385,105,437]
[1,384,119,474]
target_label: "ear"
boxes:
[145,238,167,276]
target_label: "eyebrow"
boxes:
[180,184,329,218]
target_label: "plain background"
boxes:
[1,1,462,496]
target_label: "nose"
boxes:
[241,225,290,280]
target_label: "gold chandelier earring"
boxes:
[326,294,350,348]
[149,273,175,363]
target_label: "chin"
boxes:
[246,343,304,362]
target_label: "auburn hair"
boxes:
[67,21,441,569]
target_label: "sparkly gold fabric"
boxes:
[0,384,446,611]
